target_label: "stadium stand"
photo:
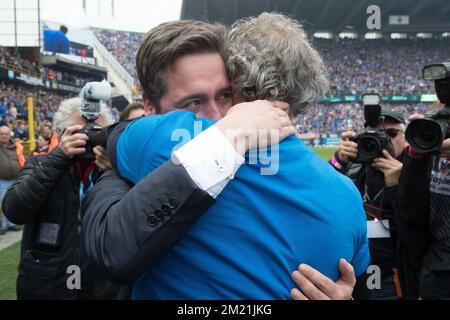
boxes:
[93,28,144,84]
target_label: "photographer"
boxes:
[400,63,450,299]
[2,96,123,299]
[330,109,419,299]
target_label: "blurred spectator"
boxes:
[32,134,51,155]
[119,102,145,121]
[39,123,59,152]
[13,120,28,140]
[6,102,16,121]
[0,114,7,127]
[0,125,24,234]
[0,97,7,116]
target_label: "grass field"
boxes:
[0,242,20,300]
[0,146,337,300]
[312,146,337,161]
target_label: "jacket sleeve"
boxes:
[2,147,73,225]
[385,184,429,266]
[328,151,349,174]
[80,159,215,285]
[395,152,433,261]
[398,153,431,224]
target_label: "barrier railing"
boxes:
[0,61,42,79]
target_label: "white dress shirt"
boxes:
[172,125,245,198]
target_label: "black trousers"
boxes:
[420,266,450,300]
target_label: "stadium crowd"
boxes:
[92,29,450,96]
[296,102,435,136]
[1,82,69,124]
[316,38,450,95]
[0,47,42,76]
[1,47,99,89]
[94,28,143,82]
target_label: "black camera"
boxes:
[74,80,111,162]
[76,122,107,162]
[405,62,450,153]
[350,94,390,164]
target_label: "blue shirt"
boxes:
[43,29,70,54]
[0,103,6,117]
[117,111,370,299]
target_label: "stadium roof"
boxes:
[181,0,450,33]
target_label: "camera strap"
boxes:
[362,166,396,227]
[363,183,384,205]
[363,166,385,205]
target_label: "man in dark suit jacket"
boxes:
[81,19,360,300]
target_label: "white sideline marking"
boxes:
[0,231,22,252]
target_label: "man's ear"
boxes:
[142,93,156,115]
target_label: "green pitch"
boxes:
[312,146,337,161]
[0,242,20,300]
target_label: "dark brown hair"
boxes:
[136,20,227,112]
[119,102,145,121]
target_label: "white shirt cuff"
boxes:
[172,125,245,198]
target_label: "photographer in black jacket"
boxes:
[400,63,450,299]
[2,96,123,299]
[330,108,420,299]
[400,132,450,299]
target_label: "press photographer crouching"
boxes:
[401,62,450,299]
[329,94,420,299]
[1,80,124,299]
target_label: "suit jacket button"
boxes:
[147,215,158,226]
[161,204,171,215]
[168,197,178,209]
[154,209,164,221]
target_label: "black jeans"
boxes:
[420,266,450,300]
[370,274,398,300]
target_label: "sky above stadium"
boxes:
[41,0,182,33]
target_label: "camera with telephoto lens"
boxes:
[405,62,450,153]
[75,80,111,162]
[350,93,390,164]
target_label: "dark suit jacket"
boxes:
[80,121,215,285]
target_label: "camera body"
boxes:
[75,80,111,162]
[351,129,390,164]
[350,94,390,164]
[405,63,450,153]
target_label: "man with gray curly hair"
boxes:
[2,95,125,299]
[227,13,371,299]
[226,12,329,118]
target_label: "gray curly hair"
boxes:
[52,97,113,134]
[226,12,329,117]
